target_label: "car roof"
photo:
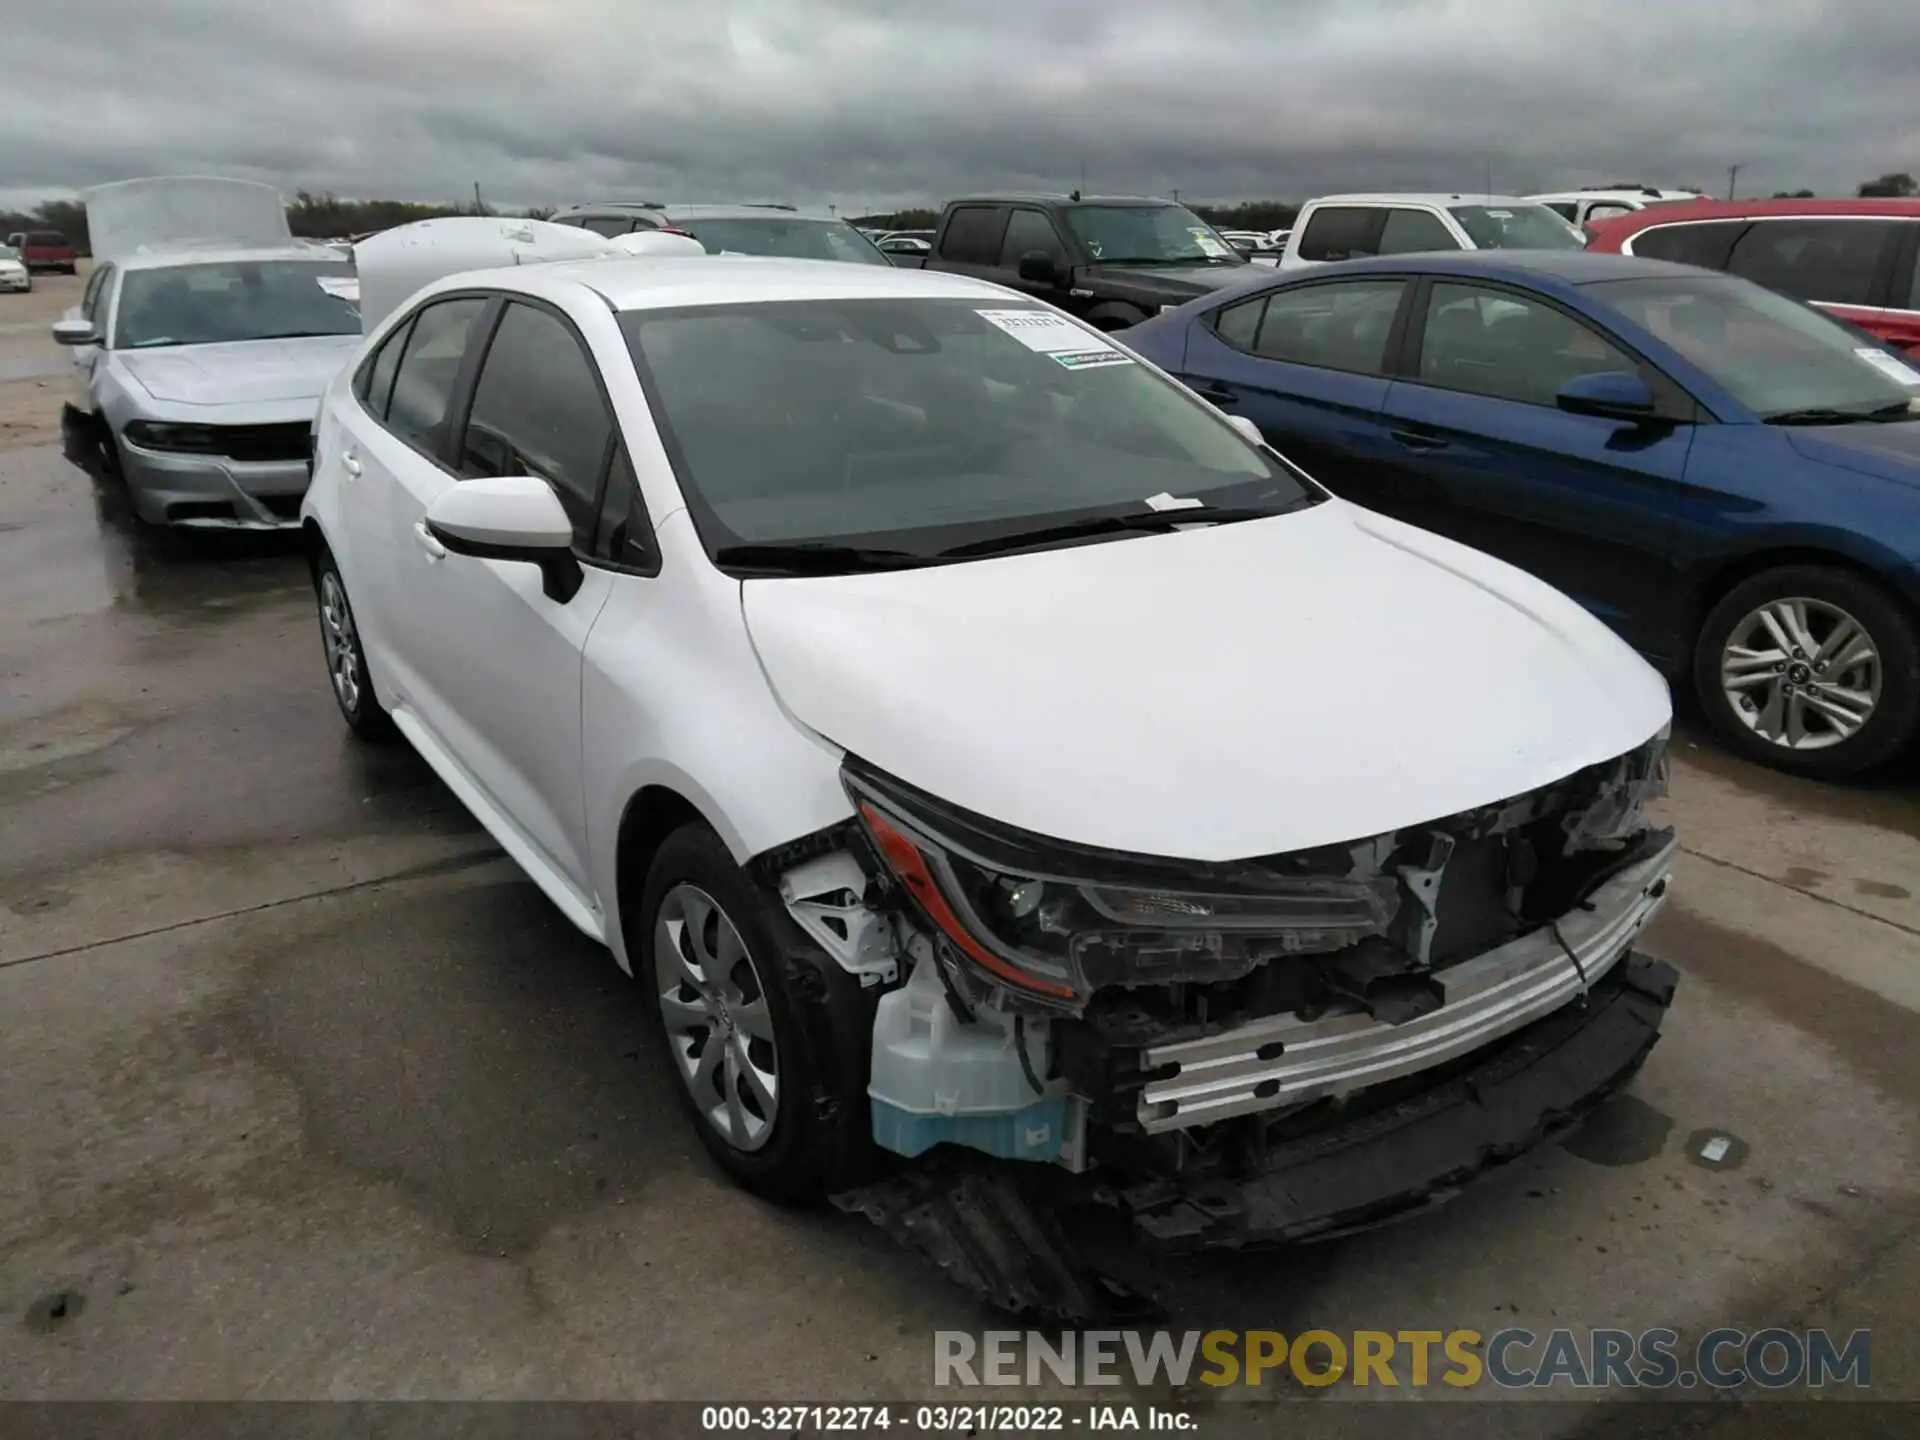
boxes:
[1525,189,1698,204]
[453,254,1020,313]
[1305,193,1546,207]
[1593,195,1920,234]
[1268,249,1709,287]
[658,205,834,221]
[947,194,1175,208]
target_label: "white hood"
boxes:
[354,218,618,332]
[117,335,362,407]
[742,501,1670,862]
[84,177,292,264]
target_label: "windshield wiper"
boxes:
[938,505,1293,559]
[712,541,938,576]
[1764,402,1915,426]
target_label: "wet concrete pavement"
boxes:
[2,295,1918,1426]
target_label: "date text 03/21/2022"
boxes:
[700,1405,1193,1432]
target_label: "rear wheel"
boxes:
[314,548,395,740]
[637,823,875,1201]
[1694,564,1919,778]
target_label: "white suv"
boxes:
[1278,194,1586,269]
[301,219,1677,1313]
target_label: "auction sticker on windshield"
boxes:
[1854,347,1920,386]
[976,308,1135,370]
[1190,228,1233,258]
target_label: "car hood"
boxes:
[1786,418,1920,489]
[742,501,1670,861]
[1081,263,1253,298]
[116,335,363,406]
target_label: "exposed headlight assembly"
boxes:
[843,762,1398,1012]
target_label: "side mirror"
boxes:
[1224,414,1264,447]
[1556,370,1657,421]
[423,474,584,602]
[52,317,98,347]
[1017,250,1063,286]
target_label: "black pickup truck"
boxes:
[898,194,1254,330]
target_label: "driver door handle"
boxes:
[1191,381,1238,405]
[413,521,445,560]
[340,450,363,477]
[1390,428,1450,453]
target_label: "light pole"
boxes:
[1726,163,1742,200]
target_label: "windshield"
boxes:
[27,231,67,247]
[1061,205,1247,265]
[621,298,1314,562]
[114,260,360,349]
[0,246,19,262]
[1592,274,1920,421]
[1447,204,1585,250]
[672,216,894,267]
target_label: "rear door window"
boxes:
[1295,207,1387,262]
[385,297,488,457]
[1376,208,1461,256]
[1210,294,1267,350]
[1725,218,1901,307]
[355,319,411,419]
[939,206,1009,265]
[1627,221,1746,270]
[1252,279,1407,373]
[579,215,636,238]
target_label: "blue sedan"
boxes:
[1124,250,1920,778]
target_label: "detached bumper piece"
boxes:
[832,954,1676,1320]
[1126,952,1677,1252]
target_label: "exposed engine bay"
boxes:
[763,728,1678,1315]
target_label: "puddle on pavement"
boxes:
[1561,1093,1674,1166]
[0,440,307,629]
[251,877,694,1258]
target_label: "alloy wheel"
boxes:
[318,570,362,715]
[1720,596,1880,751]
[654,883,781,1152]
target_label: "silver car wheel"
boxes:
[1721,596,1881,751]
[319,571,363,715]
[654,883,780,1153]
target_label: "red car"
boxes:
[1585,197,1920,355]
[3,229,78,274]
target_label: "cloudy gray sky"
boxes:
[4,0,1917,213]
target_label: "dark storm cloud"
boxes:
[3,0,1917,209]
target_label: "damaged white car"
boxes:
[303,219,1678,1316]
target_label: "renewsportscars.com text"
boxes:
[934,1328,1871,1391]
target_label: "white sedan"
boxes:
[0,244,30,293]
[303,225,1677,1308]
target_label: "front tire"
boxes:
[637,823,876,1202]
[1694,564,1919,778]
[313,548,395,740]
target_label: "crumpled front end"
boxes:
[793,725,1677,1310]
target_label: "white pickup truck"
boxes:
[1276,193,1588,270]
